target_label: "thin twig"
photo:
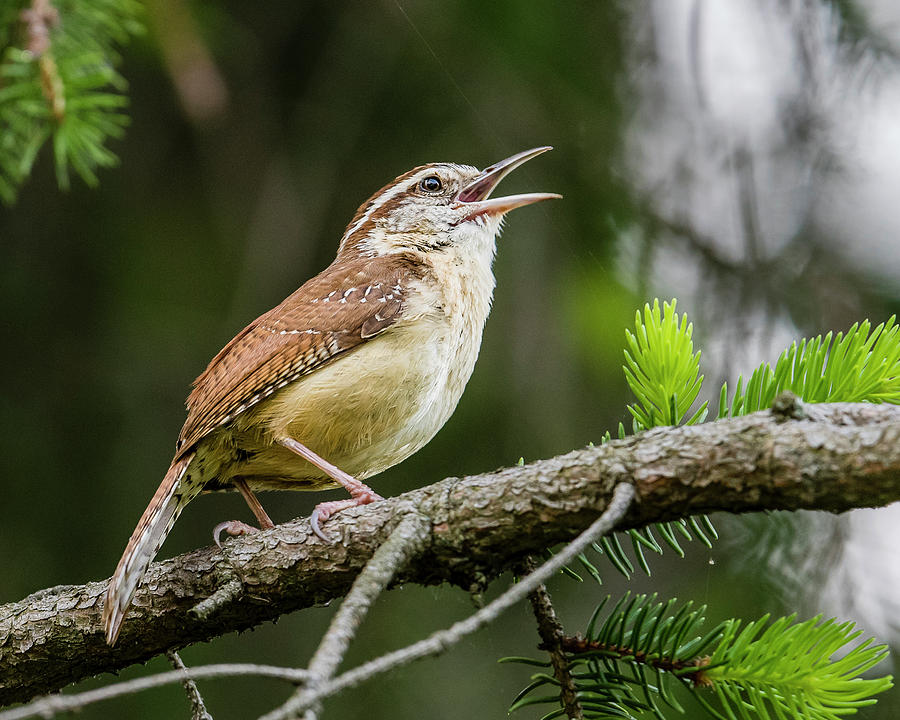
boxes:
[261,514,431,720]
[190,577,243,621]
[268,483,635,717]
[0,665,309,720]
[19,0,65,120]
[166,650,214,720]
[20,0,59,56]
[522,557,582,719]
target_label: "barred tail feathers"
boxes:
[102,452,201,645]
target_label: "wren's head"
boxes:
[337,146,561,258]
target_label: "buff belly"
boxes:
[200,312,480,492]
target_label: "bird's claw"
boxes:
[309,509,331,543]
[213,519,259,549]
[309,491,384,543]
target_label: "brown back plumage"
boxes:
[176,253,423,456]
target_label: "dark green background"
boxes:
[2,2,898,718]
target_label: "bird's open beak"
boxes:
[454,146,562,221]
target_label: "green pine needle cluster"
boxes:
[0,0,141,203]
[504,594,892,720]
[700,614,892,720]
[624,299,708,429]
[718,316,900,418]
[624,300,900,428]
[512,300,897,720]
[592,302,899,586]
[582,300,716,586]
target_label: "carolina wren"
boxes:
[102,146,560,644]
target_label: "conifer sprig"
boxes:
[0,0,141,203]
[719,316,900,418]
[580,300,715,587]
[505,594,893,720]
[522,303,898,719]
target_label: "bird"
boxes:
[102,146,561,645]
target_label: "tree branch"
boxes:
[522,558,583,719]
[0,665,309,720]
[2,400,900,706]
[166,650,214,720]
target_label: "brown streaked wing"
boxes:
[175,254,422,456]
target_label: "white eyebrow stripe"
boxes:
[340,168,441,243]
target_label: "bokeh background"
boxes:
[2,1,899,717]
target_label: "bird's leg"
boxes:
[276,436,383,541]
[234,478,275,529]
[213,478,276,548]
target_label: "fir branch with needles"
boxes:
[0,0,141,204]
[504,594,892,720]
[578,300,899,589]
[511,300,898,720]
[718,314,900,418]
[571,300,717,591]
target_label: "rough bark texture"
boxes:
[3,401,900,706]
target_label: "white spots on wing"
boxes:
[212,276,415,435]
[362,283,387,303]
[306,282,404,306]
[259,325,321,336]
[314,287,382,304]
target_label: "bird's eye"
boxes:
[419,175,443,193]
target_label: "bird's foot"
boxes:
[213,519,260,549]
[310,488,383,543]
